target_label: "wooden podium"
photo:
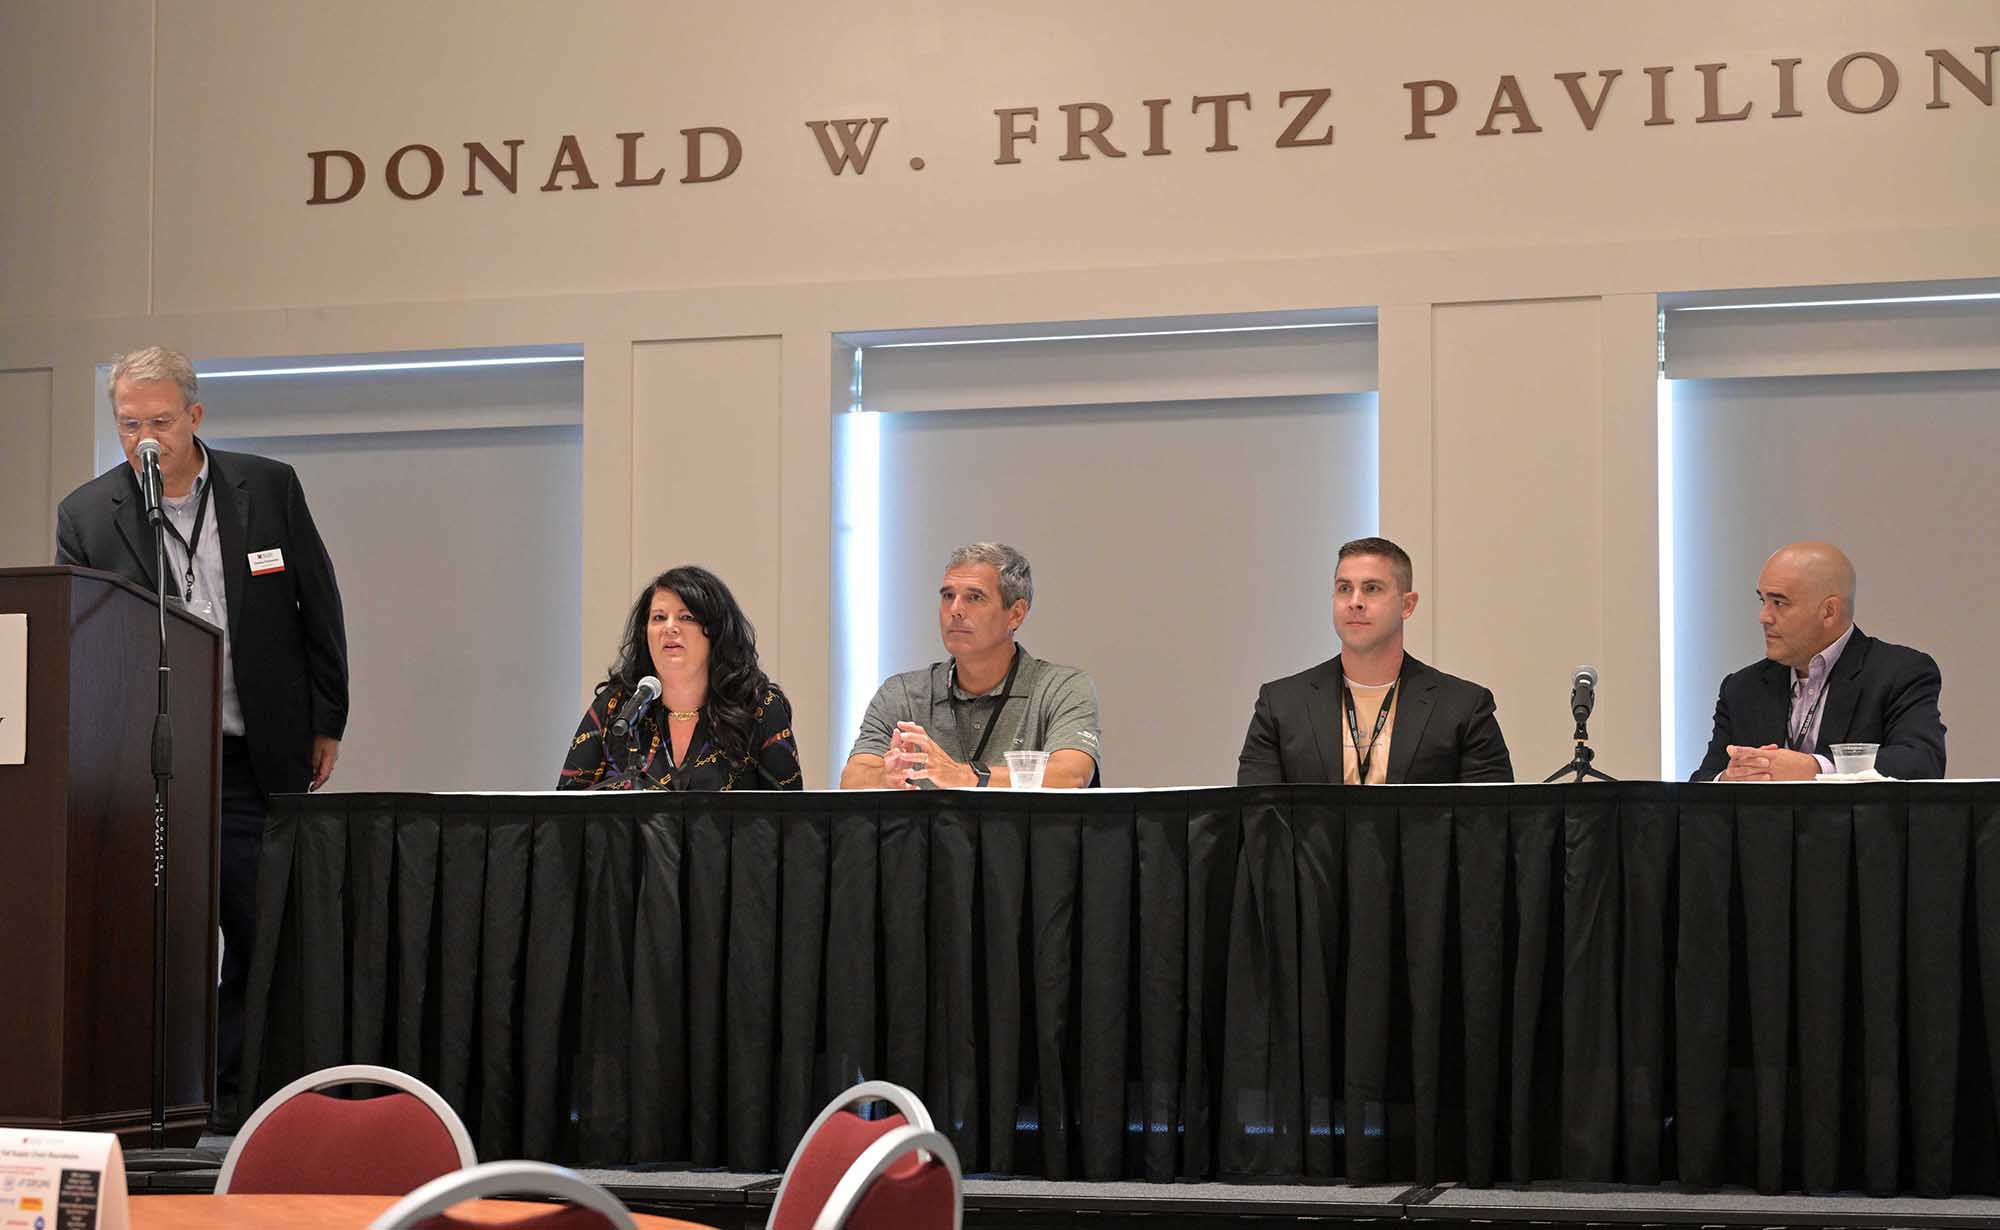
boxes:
[0,566,222,1144]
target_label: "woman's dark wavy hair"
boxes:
[600,565,775,764]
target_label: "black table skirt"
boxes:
[239,783,2000,1194]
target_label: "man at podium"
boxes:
[53,345,349,1127]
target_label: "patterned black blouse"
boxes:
[556,682,804,791]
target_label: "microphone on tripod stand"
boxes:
[1570,665,1597,724]
[1543,664,1615,783]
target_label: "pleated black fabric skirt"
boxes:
[238,783,2000,1195]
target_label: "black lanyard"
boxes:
[1787,673,1831,752]
[950,647,1022,766]
[1342,680,1398,784]
[160,479,212,603]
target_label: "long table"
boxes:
[240,783,2000,1196]
[132,1195,711,1230]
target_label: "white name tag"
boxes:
[248,548,285,576]
[0,1129,129,1230]
[0,613,24,766]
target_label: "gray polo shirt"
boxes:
[848,644,1103,771]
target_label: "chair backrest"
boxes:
[368,1161,637,1230]
[768,1081,934,1230]
[218,1063,477,1195]
[812,1127,962,1230]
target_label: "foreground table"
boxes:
[240,783,2000,1195]
[132,1194,711,1229]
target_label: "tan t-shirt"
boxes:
[1339,679,1398,785]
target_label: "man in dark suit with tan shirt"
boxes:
[1238,537,1513,785]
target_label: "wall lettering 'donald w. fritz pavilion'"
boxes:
[305,46,1996,205]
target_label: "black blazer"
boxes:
[1690,626,1944,781]
[1237,652,1513,785]
[55,442,349,798]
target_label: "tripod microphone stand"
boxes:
[1543,717,1616,783]
[1543,665,1616,783]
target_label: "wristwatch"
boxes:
[971,760,992,788]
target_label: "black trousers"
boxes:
[215,736,265,1128]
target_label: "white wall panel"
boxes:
[629,336,785,708]
[1667,296,2000,380]
[860,324,1379,413]
[208,424,584,791]
[1668,369,2000,779]
[858,393,1377,787]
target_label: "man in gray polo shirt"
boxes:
[840,542,1102,789]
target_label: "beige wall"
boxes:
[1426,296,1659,778]
[3,1,1998,783]
[0,370,54,569]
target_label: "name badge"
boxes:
[249,548,285,576]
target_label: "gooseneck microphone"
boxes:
[1570,665,1598,724]
[611,675,662,740]
[136,438,165,525]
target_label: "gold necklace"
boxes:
[667,708,700,721]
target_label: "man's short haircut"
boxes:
[107,346,200,413]
[1337,536,1415,593]
[946,542,1033,610]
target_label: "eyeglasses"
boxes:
[115,415,185,438]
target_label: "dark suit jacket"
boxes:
[55,441,349,798]
[1690,626,1944,781]
[1237,652,1513,785]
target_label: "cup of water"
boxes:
[1829,742,1880,775]
[1004,750,1050,789]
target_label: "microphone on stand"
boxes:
[136,438,165,525]
[1545,664,1614,783]
[1570,665,1598,723]
[608,675,662,783]
[611,675,661,741]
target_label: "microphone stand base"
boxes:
[1541,721,1619,784]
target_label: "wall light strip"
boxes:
[1671,292,2000,313]
[199,356,585,379]
[1656,375,1676,780]
[832,393,881,778]
[863,321,1373,349]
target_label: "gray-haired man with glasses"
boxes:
[55,345,349,1128]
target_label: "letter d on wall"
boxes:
[307,149,365,204]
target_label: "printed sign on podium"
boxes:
[0,613,23,765]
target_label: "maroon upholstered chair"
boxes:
[368,1161,636,1230]
[217,1063,476,1195]
[812,1127,962,1230]
[767,1080,934,1230]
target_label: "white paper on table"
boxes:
[0,1129,129,1230]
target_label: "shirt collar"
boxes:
[163,441,211,504]
[945,644,1032,699]
[1798,623,1856,685]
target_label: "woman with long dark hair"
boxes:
[557,565,803,790]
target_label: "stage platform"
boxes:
[125,1139,2000,1229]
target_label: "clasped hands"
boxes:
[1715,743,1820,782]
[882,721,979,789]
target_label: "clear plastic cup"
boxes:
[1829,742,1880,775]
[1004,750,1050,789]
